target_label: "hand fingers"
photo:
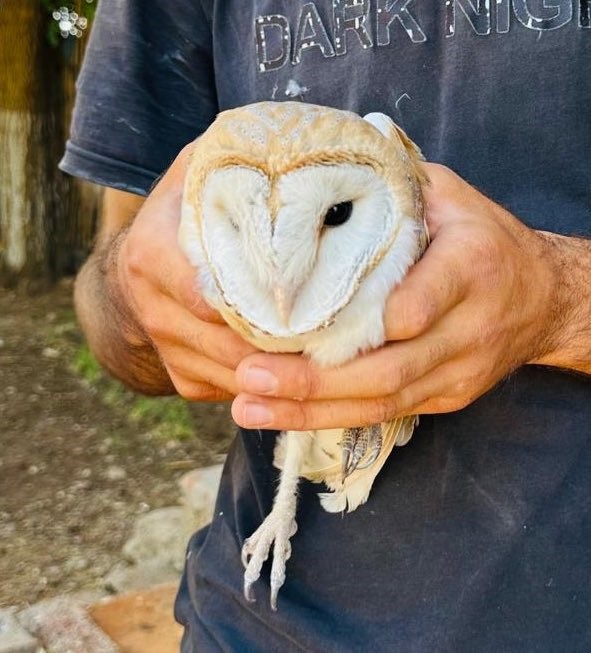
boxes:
[231,392,414,431]
[382,162,489,342]
[231,356,488,430]
[124,210,226,325]
[419,163,469,237]
[166,373,234,402]
[144,295,257,369]
[235,319,462,402]
[161,347,238,398]
[122,145,226,326]
[384,237,466,341]
[141,293,255,399]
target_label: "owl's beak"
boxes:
[273,285,294,327]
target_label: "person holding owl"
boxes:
[61,1,591,651]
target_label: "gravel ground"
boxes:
[0,279,235,607]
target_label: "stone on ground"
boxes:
[103,506,193,594]
[0,608,39,653]
[122,507,191,573]
[18,598,118,653]
[89,583,181,653]
[178,463,224,531]
[104,560,181,595]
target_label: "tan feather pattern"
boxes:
[181,103,428,512]
[273,417,418,513]
[180,102,427,346]
[179,102,428,608]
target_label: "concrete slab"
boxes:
[89,583,182,653]
[0,608,39,653]
[18,598,118,653]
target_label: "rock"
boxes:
[41,348,59,359]
[18,598,118,653]
[103,560,180,595]
[65,556,89,573]
[122,507,191,572]
[0,608,39,653]
[104,466,126,482]
[178,464,224,531]
[0,522,16,538]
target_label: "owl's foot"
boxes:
[341,424,383,480]
[241,513,298,611]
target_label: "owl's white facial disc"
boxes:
[193,163,414,339]
[272,164,404,333]
[197,167,281,328]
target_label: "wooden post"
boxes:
[0,0,101,288]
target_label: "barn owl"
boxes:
[179,101,428,610]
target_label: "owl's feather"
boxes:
[179,102,427,342]
[180,103,427,508]
[273,416,417,513]
[179,101,427,608]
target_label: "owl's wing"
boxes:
[273,416,417,514]
[363,111,425,164]
[364,112,429,249]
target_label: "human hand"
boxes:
[231,163,562,429]
[117,144,258,400]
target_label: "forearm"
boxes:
[531,231,591,375]
[74,228,176,395]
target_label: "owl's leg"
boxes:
[241,430,312,611]
[341,424,383,480]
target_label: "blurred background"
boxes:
[0,0,234,614]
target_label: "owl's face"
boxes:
[180,102,425,341]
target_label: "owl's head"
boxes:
[179,102,427,343]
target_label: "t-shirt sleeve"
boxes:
[59,0,217,195]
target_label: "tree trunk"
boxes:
[0,0,101,289]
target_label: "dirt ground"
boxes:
[0,279,236,607]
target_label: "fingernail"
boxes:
[243,366,278,394]
[243,402,274,427]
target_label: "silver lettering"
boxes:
[293,3,336,64]
[255,15,291,72]
[496,0,511,32]
[446,0,491,37]
[376,0,427,44]
[512,0,573,30]
[580,0,591,26]
[332,0,373,56]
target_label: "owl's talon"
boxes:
[270,584,280,611]
[356,443,381,470]
[241,536,254,567]
[244,579,256,603]
[341,425,383,481]
[241,513,297,610]
[341,448,351,480]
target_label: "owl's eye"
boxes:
[323,201,353,227]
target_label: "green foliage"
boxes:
[71,344,195,442]
[72,342,102,383]
[130,397,195,441]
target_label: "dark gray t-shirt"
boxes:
[61,2,591,651]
